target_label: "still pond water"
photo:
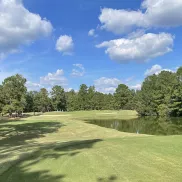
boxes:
[88,117,182,135]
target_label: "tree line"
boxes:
[0,66,182,117]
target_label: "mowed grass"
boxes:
[1,110,182,182]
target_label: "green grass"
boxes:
[1,110,182,182]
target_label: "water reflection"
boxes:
[88,117,182,135]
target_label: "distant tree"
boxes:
[2,74,27,116]
[1,65,182,117]
[0,85,5,114]
[87,86,96,110]
[170,67,182,116]
[25,91,34,112]
[35,88,51,113]
[114,84,133,110]
[51,85,66,111]
[137,71,178,116]
[124,89,136,110]
[66,89,78,111]
[176,66,182,82]
[77,84,89,110]
[92,92,105,110]
[103,94,115,110]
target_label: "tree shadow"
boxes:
[0,166,65,182]
[0,121,64,147]
[97,175,117,182]
[21,139,103,167]
[0,114,42,124]
[0,139,103,182]
[54,139,102,152]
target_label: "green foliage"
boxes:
[0,85,4,113]
[1,67,182,117]
[136,69,182,116]
[66,90,78,111]
[35,88,51,112]
[114,84,133,110]
[1,74,27,115]
[77,84,89,110]
[51,85,66,111]
[158,104,170,117]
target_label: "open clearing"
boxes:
[1,110,182,182]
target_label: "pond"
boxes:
[87,117,182,135]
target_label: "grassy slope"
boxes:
[1,110,182,182]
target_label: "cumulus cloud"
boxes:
[96,33,173,63]
[56,35,74,55]
[145,64,176,76]
[71,64,85,77]
[130,84,142,90]
[94,77,121,94]
[99,8,145,34]
[88,29,98,37]
[127,29,146,39]
[0,0,53,59]
[40,69,68,86]
[99,0,182,34]
[26,81,42,91]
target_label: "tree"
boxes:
[136,71,179,116]
[114,84,133,110]
[25,91,41,115]
[77,84,89,110]
[2,74,27,116]
[92,92,105,110]
[170,67,182,116]
[87,86,96,110]
[51,85,66,111]
[177,66,182,82]
[34,88,51,113]
[0,85,5,114]
[66,89,78,111]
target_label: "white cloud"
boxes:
[40,69,68,86]
[130,84,142,90]
[94,77,121,94]
[26,81,42,91]
[141,0,182,27]
[88,29,98,37]
[96,33,173,63]
[71,64,85,77]
[145,64,163,76]
[56,35,74,55]
[127,29,146,39]
[73,64,84,70]
[125,76,135,82]
[65,88,73,92]
[99,8,145,34]
[99,0,182,34]
[145,64,176,76]
[0,0,53,58]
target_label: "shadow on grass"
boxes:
[21,139,103,167]
[0,121,63,147]
[0,167,65,182]
[54,139,102,151]
[0,113,42,124]
[0,139,103,182]
[97,175,117,182]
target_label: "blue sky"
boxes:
[0,0,182,93]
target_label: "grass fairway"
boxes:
[1,110,182,182]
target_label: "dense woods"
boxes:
[0,67,182,117]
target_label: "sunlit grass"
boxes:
[1,110,182,182]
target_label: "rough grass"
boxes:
[1,110,182,182]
